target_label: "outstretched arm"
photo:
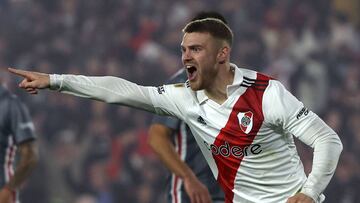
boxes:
[148,124,212,203]
[8,68,181,115]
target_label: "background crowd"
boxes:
[0,0,359,202]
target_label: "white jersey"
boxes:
[50,64,342,203]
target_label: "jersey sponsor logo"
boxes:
[204,141,262,158]
[237,111,253,134]
[296,107,309,119]
[197,116,207,125]
[157,86,165,94]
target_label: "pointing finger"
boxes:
[8,68,33,79]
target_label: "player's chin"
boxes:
[189,81,202,91]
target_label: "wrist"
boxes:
[182,170,196,181]
[3,185,15,193]
[299,189,317,202]
[49,74,63,90]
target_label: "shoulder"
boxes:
[264,80,292,100]
[238,68,274,92]
[239,68,273,81]
[262,79,303,123]
[0,86,18,105]
[153,80,192,103]
[262,79,290,108]
[162,81,194,99]
[0,88,23,122]
[160,69,189,94]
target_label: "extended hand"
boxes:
[287,193,315,203]
[0,187,14,203]
[183,174,212,203]
[8,68,50,94]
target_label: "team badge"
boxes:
[237,111,253,134]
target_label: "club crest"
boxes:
[237,111,253,134]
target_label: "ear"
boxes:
[217,46,230,64]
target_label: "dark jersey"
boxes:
[0,86,36,188]
[151,70,224,203]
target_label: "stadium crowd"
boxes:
[0,0,359,202]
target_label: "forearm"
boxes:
[148,124,195,180]
[155,144,195,179]
[148,124,213,203]
[8,68,182,117]
[50,74,157,113]
[299,116,343,200]
[6,141,38,190]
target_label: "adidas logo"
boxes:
[197,116,207,125]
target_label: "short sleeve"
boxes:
[8,97,36,144]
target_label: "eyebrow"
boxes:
[180,44,203,50]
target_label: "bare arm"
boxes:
[0,141,38,202]
[148,124,212,203]
[7,141,38,189]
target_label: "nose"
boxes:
[182,49,192,63]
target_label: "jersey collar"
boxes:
[197,63,243,104]
[227,63,244,95]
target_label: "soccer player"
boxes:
[149,69,225,203]
[8,15,342,203]
[0,84,38,203]
[148,11,225,203]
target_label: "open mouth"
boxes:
[186,65,197,81]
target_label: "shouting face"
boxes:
[181,32,224,91]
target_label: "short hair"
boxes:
[182,17,233,47]
[191,11,228,25]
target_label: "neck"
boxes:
[205,63,234,105]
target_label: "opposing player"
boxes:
[0,84,38,203]
[8,15,342,203]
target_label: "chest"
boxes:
[186,88,267,144]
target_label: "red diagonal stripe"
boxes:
[172,128,183,203]
[213,73,269,202]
